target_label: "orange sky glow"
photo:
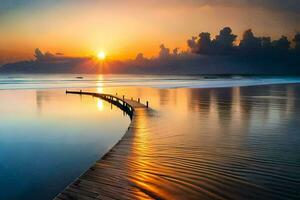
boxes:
[0,1,299,64]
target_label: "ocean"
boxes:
[0,74,299,199]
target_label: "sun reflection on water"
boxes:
[97,99,104,111]
[97,74,104,93]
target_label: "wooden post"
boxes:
[146,101,149,108]
[138,98,140,103]
[116,93,118,96]
[131,97,133,100]
[123,95,125,100]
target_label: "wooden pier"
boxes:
[55,90,150,200]
[66,90,148,119]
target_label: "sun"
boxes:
[97,51,106,60]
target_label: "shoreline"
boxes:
[1,75,300,91]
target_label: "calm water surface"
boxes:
[0,75,299,199]
[88,84,300,200]
[0,89,130,200]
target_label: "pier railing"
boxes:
[66,90,145,119]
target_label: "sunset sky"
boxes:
[0,0,299,64]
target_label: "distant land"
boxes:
[1,27,300,75]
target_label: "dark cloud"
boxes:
[173,48,179,55]
[293,33,300,50]
[159,44,170,58]
[272,36,291,52]
[187,36,198,53]
[188,27,236,54]
[238,30,292,55]
[33,48,75,62]
[198,32,212,54]
[135,53,145,61]
[158,44,186,59]
[34,48,57,61]
[189,27,298,56]
[185,0,300,14]
[241,0,300,13]
[34,48,44,60]
[1,41,300,75]
[261,37,272,49]
[239,29,262,52]
[1,27,300,75]
[213,27,237,54]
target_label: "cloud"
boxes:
[33,48,75,62]
[214,27,237,53]
[109,0,300,14]
[187,27,237,54]
[239,0,300,13]
[239,29,291,54]
[159,44,171,58]
[172,48,179,55]
[187,27,299,56]
[173,0,300,13]
[294,33,300,50]
[1,38,300,75]
[197,32,212,54]
[187,36,198,53]
[272,36,291,51]
[34,48,56,61]
[239,29,263,52]
[135,53,146,61]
